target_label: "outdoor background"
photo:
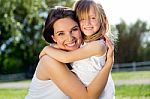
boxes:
[0,0,150,99]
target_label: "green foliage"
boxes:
[2,57,23,74]
[0,0,74,75]
[138,42,150,61]
[115,20,150,63]
[0,0,46,74]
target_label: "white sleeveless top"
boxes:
[25,73,69,99]
[71,39,115,99]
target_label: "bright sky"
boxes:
[80,0,150,25]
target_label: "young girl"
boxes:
[39,0,115,99]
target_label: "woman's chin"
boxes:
[65,46,78,51]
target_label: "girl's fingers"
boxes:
[39,47,47,59]
[39,51,44,59]
[104,35,114,49]
[104,35,114,59]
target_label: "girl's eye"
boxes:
[80,18,85,20]
[80,18,85,22]
[91,17,96,20]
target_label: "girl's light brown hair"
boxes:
[73,0,109,42]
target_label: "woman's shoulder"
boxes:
[40,55,51,62]
[40,55,59,63]
[38,55,56,69]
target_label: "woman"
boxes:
[39,0,115,98]
[25,6,114,99]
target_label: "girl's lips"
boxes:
[84,27,93,30]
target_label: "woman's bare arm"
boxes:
[86,36,114,98]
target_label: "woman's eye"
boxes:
[58,32,64,36]
[72,27,79,31]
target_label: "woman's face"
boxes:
[52,17,82,51]
[79,6,100,37]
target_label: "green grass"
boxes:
[116,84,150,99]
[0,84,150,99]
[112,71,150,80]
[0,71,150,99]
[0,89,28,99]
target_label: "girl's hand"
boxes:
[52,43,60,49]
[104,35,114,62]
[39,46,50,59]
[39,44,60,59]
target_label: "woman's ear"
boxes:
[51,35,56,42]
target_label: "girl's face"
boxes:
[79,6,100,37]
[52,17,82,51]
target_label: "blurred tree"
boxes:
[115,20,150,63]
[0,0,74,76]
[45,0,74,7]
[0,0,47,74]
[138,41,150,61]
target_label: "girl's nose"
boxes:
[85,19,91,25]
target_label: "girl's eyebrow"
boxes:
[89,14,96,17]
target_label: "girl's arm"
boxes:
[37,36,114,99]
[39,40,106,63]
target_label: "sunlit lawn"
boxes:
[0,84,150,99]
[0,71,150,99]
[0,89,27,99]
[112,71,150,80]
[116,84,150,99]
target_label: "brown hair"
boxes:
[73,0,109,42]
[43,6,79,43]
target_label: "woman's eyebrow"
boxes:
[55,25,79,34]
[72,25,79,29]
[55,31,64,34]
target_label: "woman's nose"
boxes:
[67,33,74,42]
